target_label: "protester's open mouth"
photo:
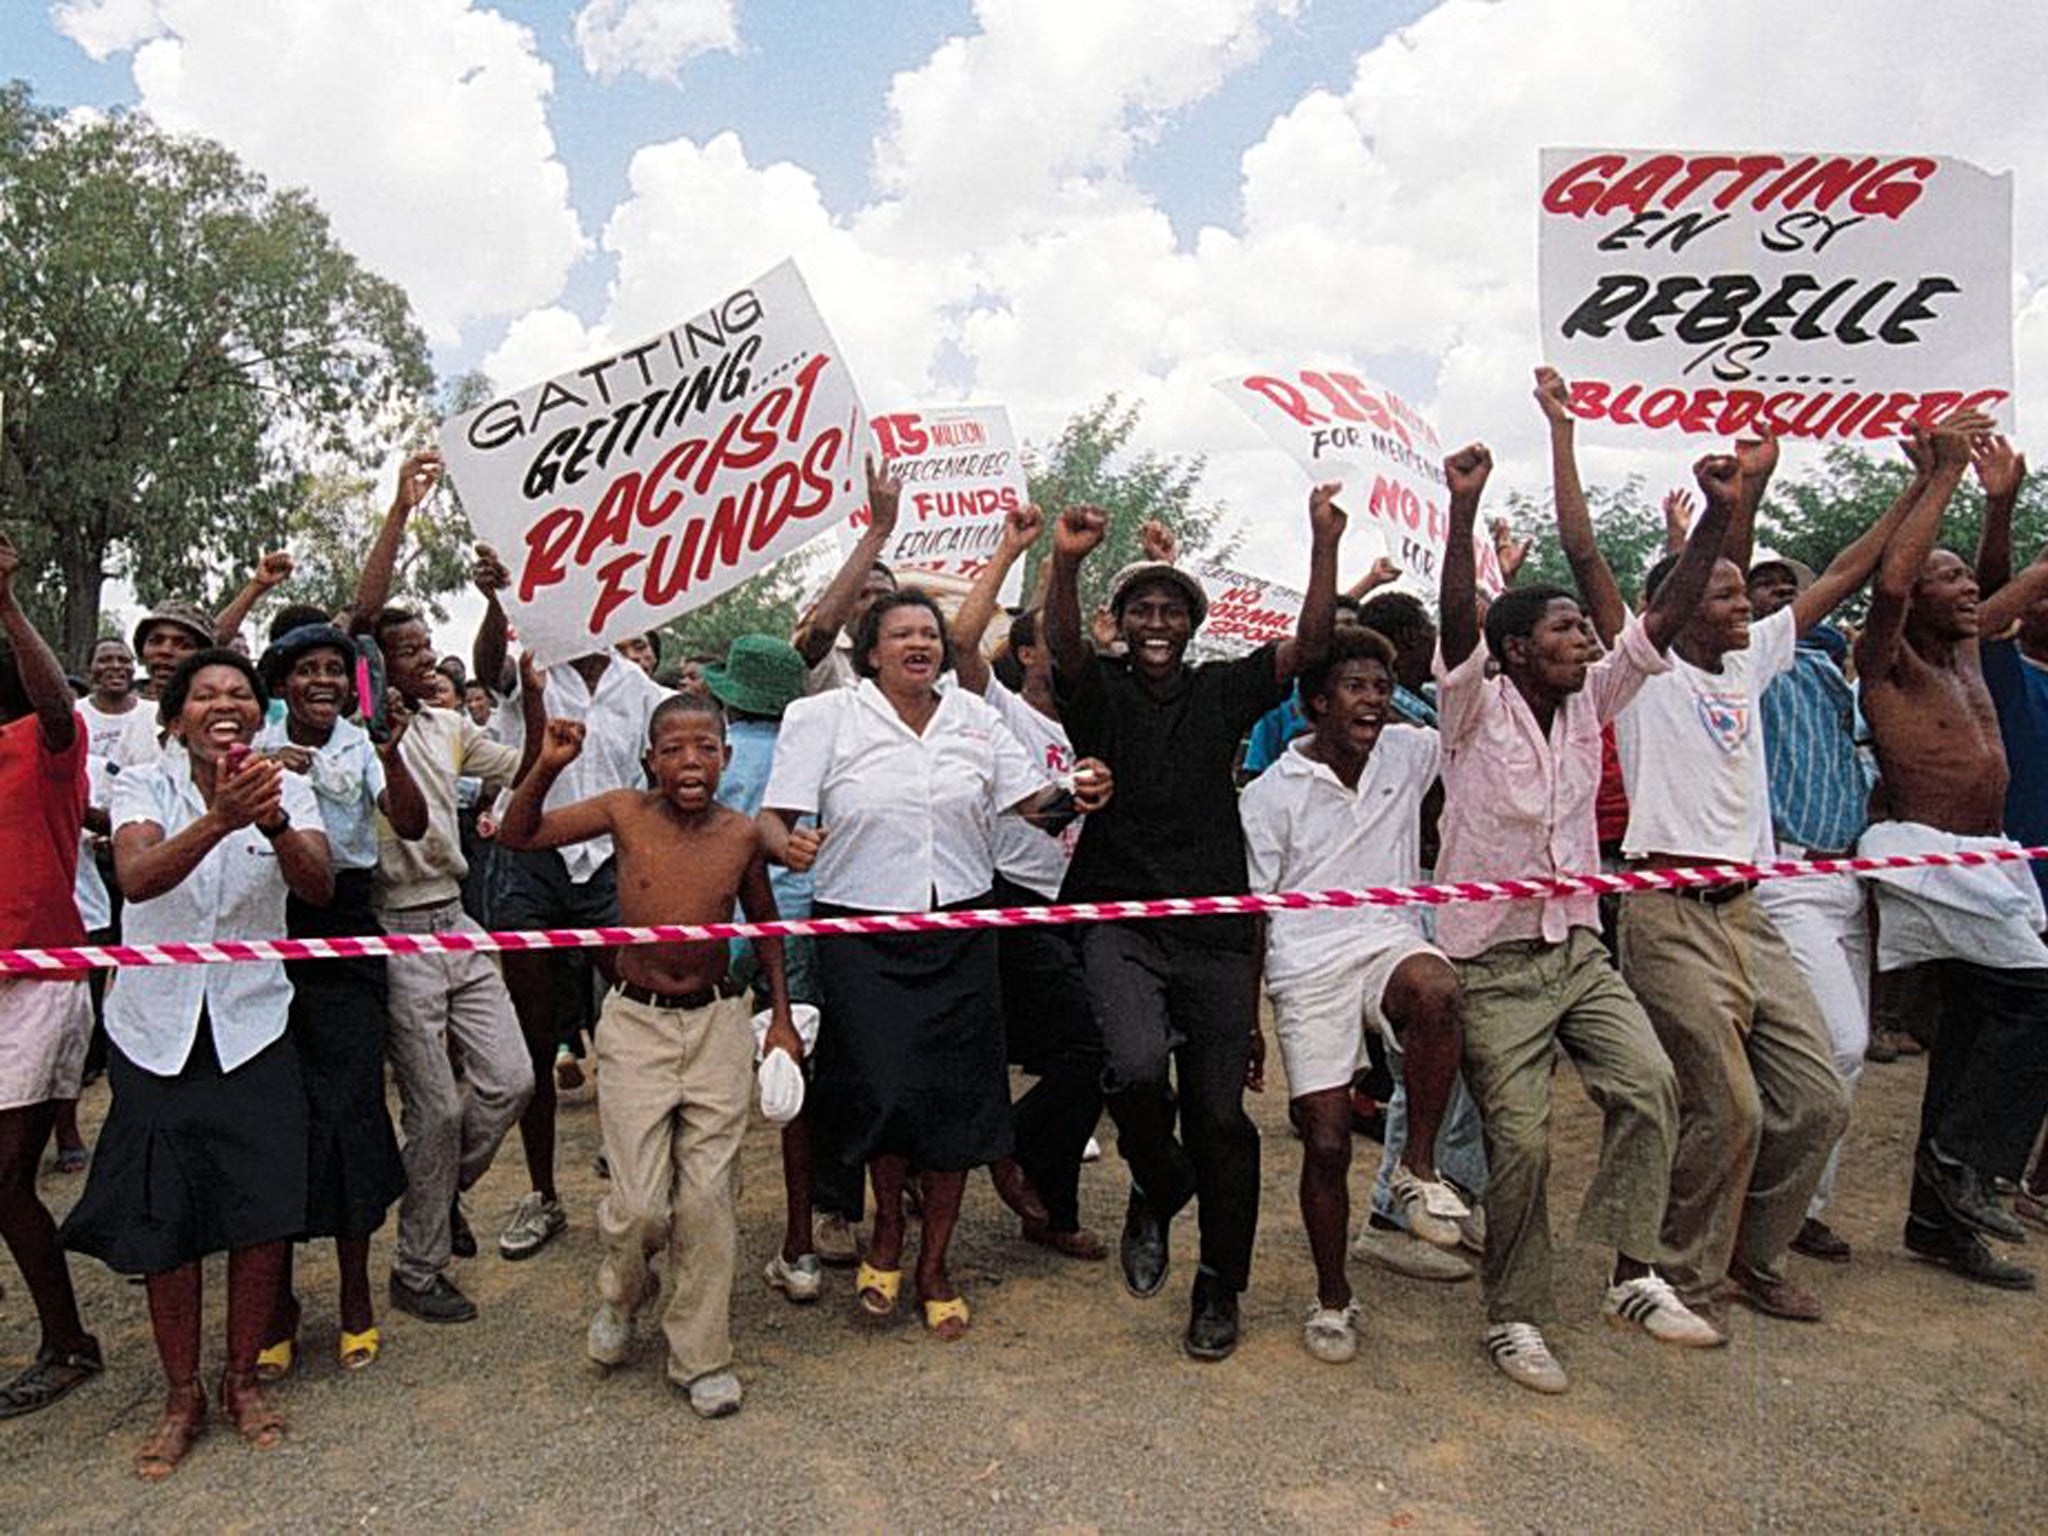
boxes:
[1137,639,1176,663]
[304,688,340,711]
[204,716,245,743]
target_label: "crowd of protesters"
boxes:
[1,373,2045,1477]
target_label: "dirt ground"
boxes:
[0,1035,2041,1534]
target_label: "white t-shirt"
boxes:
[78,698,150,763]
[983,678,1080,900]
[1240,726,1441,987]
[1618,605,1798,863]
[763,680,1047,912]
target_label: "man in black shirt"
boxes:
[1046,489,1342,1358]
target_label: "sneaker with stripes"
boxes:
[1601,1272,1725,1347]
[1483,1321,1568,1394]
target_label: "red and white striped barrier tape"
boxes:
[3,845,2041,976]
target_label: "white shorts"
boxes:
[0,978,92,1111]
[1266,935,1446,1099]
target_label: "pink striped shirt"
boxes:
[1433,616,1667,960]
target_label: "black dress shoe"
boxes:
[1904,1217,2036,1290]
[1916,1145,2027,1244]
[1790,1216,1852,1264]
[1183,1272,1241,1361]
[1121,1188,1169,1299]
[389,1273,480,1323]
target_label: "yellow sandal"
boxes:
[855,1262,902,1318]
[922,1295,970,1341]
[253,1338,295,1384]
[338,1326,380,1372]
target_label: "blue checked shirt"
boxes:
[1761,644,1871,854]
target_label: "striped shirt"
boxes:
[1762,644,1870,855]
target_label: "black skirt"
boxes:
[286,869,407,1241]
[61,1022,307,1276]
[812,894,1014,1175]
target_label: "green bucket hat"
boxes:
[703,634,806,719]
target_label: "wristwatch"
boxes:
[257,813,292,840]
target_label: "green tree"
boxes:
[1020,395,1235,612]
[0,82,433,662]
[1501,475,1668,603]
[650,548,821,668]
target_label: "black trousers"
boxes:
[1082,920,1260,1292]
[1917,960,2048,1188]
[993,876,1104,1233]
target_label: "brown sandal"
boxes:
[219,1371,287,1450]
[134,1383,207,1481]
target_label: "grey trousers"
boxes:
[381,902,535,1288]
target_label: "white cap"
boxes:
[756,1049,805,1126]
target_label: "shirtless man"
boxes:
[500,693,799,1416]
[1855,412,2048,1290]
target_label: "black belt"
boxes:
[614,975,747,1012]
[1665,879,1757,906]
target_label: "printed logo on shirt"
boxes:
[1694,690,1750,754]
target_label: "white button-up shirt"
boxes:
[1240,728,1441,987]
[498,655,670,883]
[107,745,325,1076]
[763,680,1047,912]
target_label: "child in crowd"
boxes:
[499,692,799,1418]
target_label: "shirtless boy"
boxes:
[501,693,800,1415]
[1854,411,2048,1290]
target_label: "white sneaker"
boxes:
[587,1301,631,1367]
[1351,1221,1474,1283]
[685,1368,743,1419]
[812,1211,859,1267]
[1602,1272,1725,1348]
[499,1192,567,1260]
[765,1252,823,1303]
[1484,1321,1568,1394]
[1389,1166,1470,1249]
[1082,1136,1102,1163]
[1303,1300,1362,1364]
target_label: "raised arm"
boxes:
[1662,487,1696,556]
[497,719,618,851]
[1641,454,1738,653]
[1437,445,1492,671]
[1345,553,1401,602]
[1971,435,2025,599]
[1854,419,1977,679]
[950,505,1044,695]
[1045,504,1107,684]
[349,449,443,630]
[792,457,899,666]
[372,692,430,841]
[0,534,78,753]
[1790,431,1968,635]
[1533,367,1626,644]
[1273,482,1345,682]
[215,551,294,644]
[471,544,514,693]
[1725,433,1778,571]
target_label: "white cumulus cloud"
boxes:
[572,0,739,83]
[48,0,166,60]
[61,0,588,348]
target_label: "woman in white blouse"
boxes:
[62,650,332,1479]
[761,590,1110,1340]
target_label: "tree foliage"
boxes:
[0,81,433,661]
[1500,444,2048,616]
[1020,395,1235,612]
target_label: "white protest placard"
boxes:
[1185,558,1303,662]
[1218,366,1504,595]
[439,260,868,665]
[1538,148,2014,440]
[841,405,1028,604]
